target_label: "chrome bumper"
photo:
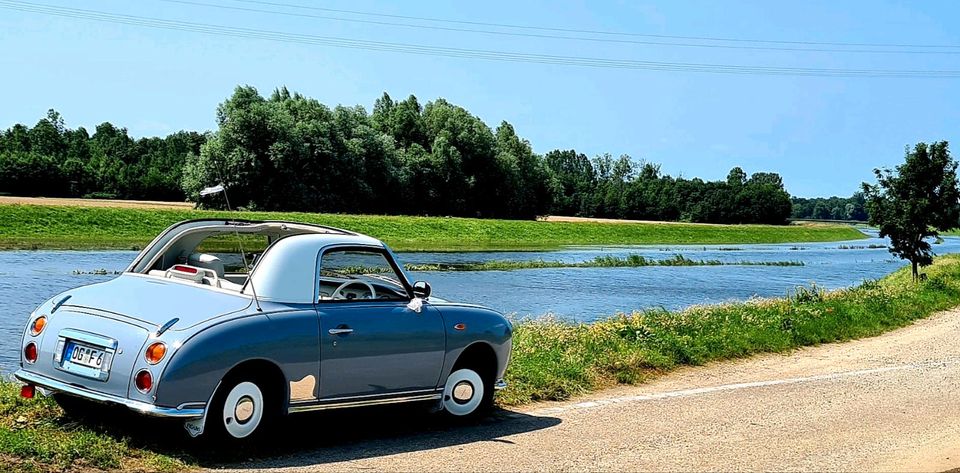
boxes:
[14,369,203,419]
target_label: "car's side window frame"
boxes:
[315,244,414,303]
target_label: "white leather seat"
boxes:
[188,253,225,278]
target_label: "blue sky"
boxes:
[2,0,959,197]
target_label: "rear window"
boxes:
[194,233,270,273]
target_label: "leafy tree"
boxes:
[727,167,747,186]
[863,141,960,279]
[544,149,595,216]
[372,93,426,149]
[493,121,552,218]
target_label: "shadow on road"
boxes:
[81,403,561,469]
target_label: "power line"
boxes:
[161,0,960,55]
[3,1,960,78]
[228,0,960,50]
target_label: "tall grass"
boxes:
[0,204,866,252]
[405,254,804,272]
[498,255,960,405]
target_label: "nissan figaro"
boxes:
[16,219,512,440]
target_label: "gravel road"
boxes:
[218,308,960,472]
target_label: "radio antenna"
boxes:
[199,184,262,312]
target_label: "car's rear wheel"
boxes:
[206,377,273,442]
[441,368,492,417]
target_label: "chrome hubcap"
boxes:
[235,396,255,424]
[453,381,474,403]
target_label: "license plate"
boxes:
[64,342,106,370]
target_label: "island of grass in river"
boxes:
[404,254,805,271]
[2,255,959,472]
[0,204,866,252]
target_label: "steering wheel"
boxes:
[331,280,376,300]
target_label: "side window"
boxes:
[318,248,409,302]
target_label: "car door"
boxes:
[315,246,446,400]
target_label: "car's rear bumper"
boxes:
[14,369,204,419]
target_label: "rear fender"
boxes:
[155,306,319,410]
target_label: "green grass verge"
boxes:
[6,255,955,472]
[0,383,191,472]
[498,254,960,405]
[0,204,866,252]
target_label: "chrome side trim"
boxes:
[304,387,443,403]
[14,369,203,419]
[288,392,442,414]
[177,402,206,410]
[494,379,507,390]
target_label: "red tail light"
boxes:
[24,342,38,363]
[135,370,153,393]
[20,385,35,399]
[172,265,198,274]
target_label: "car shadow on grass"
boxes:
[79,403,561,469]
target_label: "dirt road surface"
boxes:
[223,309,960,472]
[0,196,194,209]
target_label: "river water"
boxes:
[2,229,958,373]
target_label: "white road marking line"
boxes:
[525,359,960,416]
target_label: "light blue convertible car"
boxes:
[16,219,512,441]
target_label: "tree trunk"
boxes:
[912,260,919,281]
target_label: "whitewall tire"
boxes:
[220,381,264,439]
[442,368,485,417]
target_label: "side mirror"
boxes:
[412,281,431,299]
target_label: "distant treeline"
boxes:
[1,86,793,223]
[791,193,868,221]
[0,110,204,201]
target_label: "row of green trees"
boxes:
[0,110,204,201]
[545,150,791,223]
[1,86,793,223]
[790,193,869,221]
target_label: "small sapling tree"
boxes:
[862,141,960,280]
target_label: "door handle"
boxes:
[328,328,354,335]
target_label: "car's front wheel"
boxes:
[441,368,491,417]
[206,378,271,441]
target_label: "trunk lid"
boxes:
[58,273,253,331]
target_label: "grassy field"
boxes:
[0,204,866,251]
[3,256,959,471]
